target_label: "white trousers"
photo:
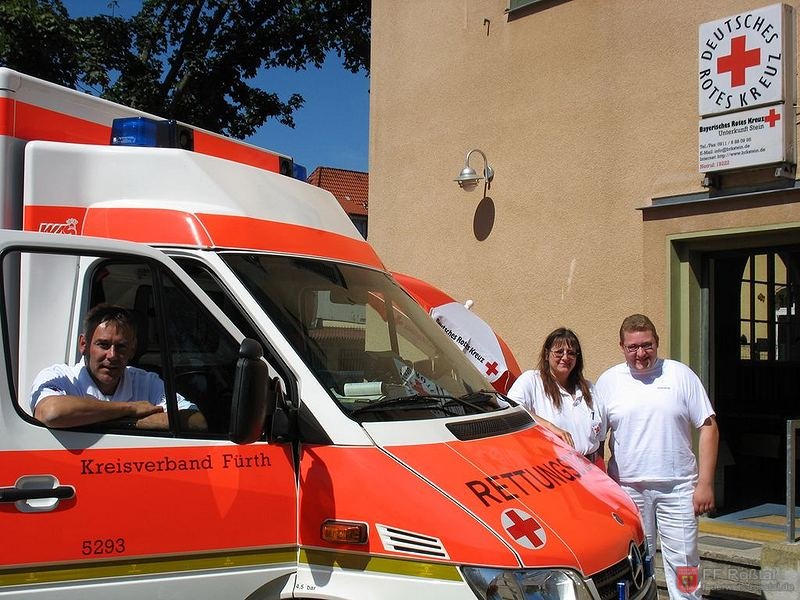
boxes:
[622,479,701,600]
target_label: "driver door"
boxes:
[0,233,297,598]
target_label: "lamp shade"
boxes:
[454,165,482,185]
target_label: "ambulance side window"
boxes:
[8,249,245,436]
[170,258,261,341]
[89,260,241,436]
[170,257,295,440]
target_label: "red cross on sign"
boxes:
[485,361,499,377]
[764,108,781,127]
[501,508,547,550]
[717,35,761,87]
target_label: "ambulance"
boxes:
[0,69,656,600]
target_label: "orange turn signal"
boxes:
[320,519,368,545]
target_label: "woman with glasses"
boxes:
[506,327,604,469]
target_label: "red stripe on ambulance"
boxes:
[0,99,288,174]
[194,130,281,173]
[23,206,383,269]
[0,99,110,144]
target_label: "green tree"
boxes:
[0,0,81,87]
[0,0,370,138]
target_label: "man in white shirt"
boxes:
[30,304,207,431]
[596,314,718,600]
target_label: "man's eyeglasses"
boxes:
[624,342,654,353]
[550,349,579,359]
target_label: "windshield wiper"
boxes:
[456,390,506,409]
[349,393,462,417]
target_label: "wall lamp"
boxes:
[454,148,494,192]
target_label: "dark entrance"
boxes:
[712,245,800,513]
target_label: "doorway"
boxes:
[710,245,800,512]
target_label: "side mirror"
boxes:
[229,338,271,444]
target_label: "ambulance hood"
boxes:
[364,413,643,575]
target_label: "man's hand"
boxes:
[129,401,165,419]
[693,480,715,515]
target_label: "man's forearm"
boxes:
[697,416,719,485]
[35,395,140,428]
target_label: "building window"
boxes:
[739,251,800,361]
[508,0,546,12]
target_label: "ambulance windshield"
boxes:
[222,254,504,421]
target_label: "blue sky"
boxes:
[62,0,370,174]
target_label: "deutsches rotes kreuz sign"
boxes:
[698,3,796,173]
[699,3,790,115]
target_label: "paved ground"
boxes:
[648,504,799,599]
[653,522,765,599]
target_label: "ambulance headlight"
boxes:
[462,567,593,600]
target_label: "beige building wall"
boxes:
[369,0,800,380]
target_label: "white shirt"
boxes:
[506,369,601,455]
[595,358,715,484]
[29,362,197,415]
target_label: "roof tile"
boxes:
[307,167,368,216]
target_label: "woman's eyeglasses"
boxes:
[550,349,579,358]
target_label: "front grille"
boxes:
[589,542,648,600]
[446,410,534,440]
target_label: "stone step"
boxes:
[653,533,763,598]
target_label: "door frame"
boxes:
[666,222,800,510]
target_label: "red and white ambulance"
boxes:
[0,69,655,600]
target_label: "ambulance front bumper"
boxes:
[461,566,657,600]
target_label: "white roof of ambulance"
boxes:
[22,142,380,269]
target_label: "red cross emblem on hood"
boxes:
[501,508,547,550]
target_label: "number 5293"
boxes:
[81,538,125,555]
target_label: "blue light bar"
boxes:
[111,117,161,147]
[293,163,308,181]
[110,117,194,150]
